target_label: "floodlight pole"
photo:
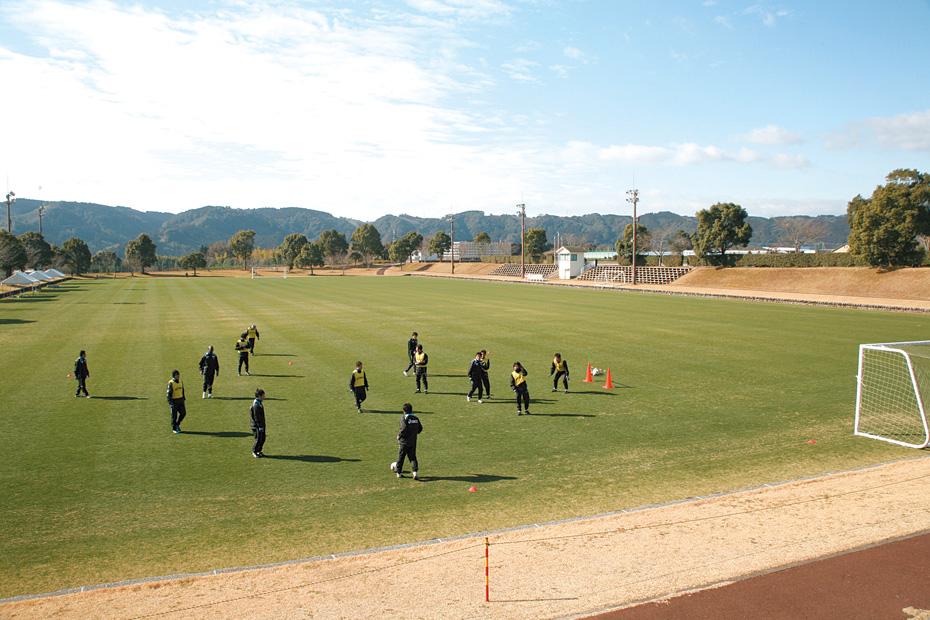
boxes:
[626,189,638,285]
[5,191,14,233]
[516,203,526,278]
[447,214,455,274]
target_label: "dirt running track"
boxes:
[4,456,930,619]
[592,532,930,620]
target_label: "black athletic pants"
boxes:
[468,378,483,399]
[248,337,256,355]
[396,443,418,473]
[203,372,216,393]
[416,367,428,391]
[170,401,187,430]
[515,387,530,412]
[552,371,568,390]
[253,427,266,454]
[481,373,491,396]
[353,386,367,409]
[75,377,88,396]
[405,352,415,373]
[238,353,249,374]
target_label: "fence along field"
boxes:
[0,275,922,598]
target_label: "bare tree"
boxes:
[777,218,830,253]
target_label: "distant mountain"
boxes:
[5,199,850,255]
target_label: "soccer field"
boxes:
[0,275,924,598]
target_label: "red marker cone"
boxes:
[288,360,294,366]
[582,362,594,383]
[468,485,478,493]
[602,368,614,389]
[806,439,817,445]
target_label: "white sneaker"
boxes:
[466,396,471,402]
[390,462,397,472]
[202,392,207,399]
[403,371,408,376]
[412,471,418,480]
[208,393,213,398]
[477,399,483,404]
[86,395,92,399]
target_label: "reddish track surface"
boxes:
[592,532,930,620]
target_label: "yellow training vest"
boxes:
[512,371,526,387]
[353,371,367,388]
[236,339,249,352]
[553,358,566,372]
[169,380,185,400]
[247,327,258,338]
[415,352,427,366]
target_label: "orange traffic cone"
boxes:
[602,368,615,389]
[583,362,594,383]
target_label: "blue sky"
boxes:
[1,0,928,219]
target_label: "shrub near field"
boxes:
[0,276,926,598]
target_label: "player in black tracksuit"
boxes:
[236,333,250,375]
[467,352,484,402]
[404,332,418,375]
[250,389,266,458]
[167,369,187,433]
[510,362,530,415]
[391,403,422,479]
[349,361,369,413]
[550,353,569,393]
[74,350,90,397]
[479,349,491,397]
[199,345,220,398]
[413,344,429,393]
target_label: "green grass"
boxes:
[1,275,927,597]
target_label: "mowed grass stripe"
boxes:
[0,276,926,597]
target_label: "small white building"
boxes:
[555,246,585,279]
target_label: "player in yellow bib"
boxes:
[246,324,260,356]
[349,361,369,413]
[414,345,429,394]
[510,361,530,415]
[550,353,570,393]
[166,369,187,433]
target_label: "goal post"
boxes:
[854,341,930,449]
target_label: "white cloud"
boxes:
[404,0,511,20]
[771,153,810,169]
[713,15,733,29]
[867,109,930,151]
[741,124,803,145]
[563,46,583,60]
[501,58,540,82]
[549,63,569,78]
[743,5,791,27]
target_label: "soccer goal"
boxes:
[854,341,930,448]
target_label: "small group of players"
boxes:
[71,326,571,479]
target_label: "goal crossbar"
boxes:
[854,341,930,449]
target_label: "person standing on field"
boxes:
[349,361,369,413]
[510,361,530,415]
[550,353,570,393]
[199,345,220,398]
[236,332,251,375]
[479,349,491,398]
[250,388,266,458]
[390,403,422,479]
[73,350,90,398]
[467,351,484,403]
[404,332,418,376]
[414,344,429,394]
[167,369,187,433]
[247,324,260,356]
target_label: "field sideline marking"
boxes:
[3,453,929,606]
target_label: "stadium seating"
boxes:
[577,265,691,285]
[490,263,558,278]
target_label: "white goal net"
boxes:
[854,341,930,448]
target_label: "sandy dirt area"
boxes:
[4,455,930,619]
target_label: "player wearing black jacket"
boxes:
[199,345,220,398]
[73,350,90,398]
[510,362,530,415]
[466,352,484,403]
[349,361,369,413]
[250,389,266,458]
[403,332,418,375]
[550,353,569,393]
[390,403,422,479]
[479,350,491,397]
[235,333,251,375]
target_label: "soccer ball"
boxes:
[390,462,397,472]
[592,367,602,376]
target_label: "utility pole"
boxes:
[38,205,46,236]
[626,188,638,285]
[446,214,455,275]
[516,203,526,278]
[5,191,14,233]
